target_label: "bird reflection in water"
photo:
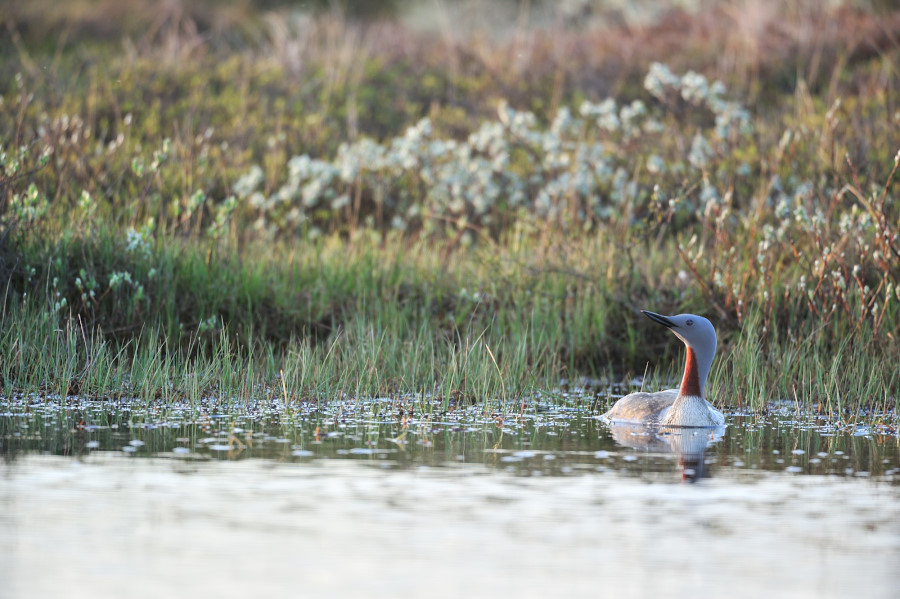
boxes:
[607,424,726,482]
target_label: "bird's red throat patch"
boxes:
[679,347,702,397]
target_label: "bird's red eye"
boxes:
[686,319,694,326]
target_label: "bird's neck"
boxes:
[678,346,703,399]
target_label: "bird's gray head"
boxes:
[642,311,716,353]
[642,310,717,391]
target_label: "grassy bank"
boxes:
[1,1,899,420]
[3,226,898,418]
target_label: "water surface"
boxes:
[2,396,898,598]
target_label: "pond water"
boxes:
[2,395,899,598]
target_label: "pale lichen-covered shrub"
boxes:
[235,63,756,237]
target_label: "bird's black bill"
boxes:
[642,310,676,328]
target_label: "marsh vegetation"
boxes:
[1,0,899,422]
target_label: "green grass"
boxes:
[1,1,899,422]
[1,228,896,419]
[0,230,634,404]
